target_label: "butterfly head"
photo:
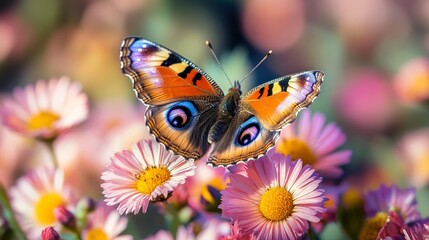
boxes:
[229,80,242,95]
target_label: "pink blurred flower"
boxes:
[82,202,132,240]
[312,184,345,232]
[219,150,326,239]
[377,211,407,240]
[276,110,351,178]
[403,219,429,240]
[335,68,396,133]
[325,0,410,56]
[360,211,405,240]
[144,218,230,240]
[184,156,227,212]
[220,220,256,240]
[364,185,420,223]
[361,211,429,239]
[242,0,305,52]
[43,27,129,100]
[394,57,429,104]
[396,128,429,188]
[101,139,196,214]
[10,167,75,239]
[0,11,30,63]
[23,102,151,197]
[0,121,29,187]
[1,77,88,140]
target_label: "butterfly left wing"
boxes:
[207,70,324,166]
[120,37,224,105]
[120,37,224,160]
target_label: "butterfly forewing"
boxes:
[120,37,224,105]
[243,71,324,130]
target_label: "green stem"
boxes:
[164,203,180,237]
[0,184,27,240]
[307,226,320,240]
[44,140,58,169]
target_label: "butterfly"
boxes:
[120,37,324,167]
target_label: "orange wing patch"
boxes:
[121,37,223,105]
[243,71,324,130]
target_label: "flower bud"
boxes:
[41,227,60,240]
[54,206,76,229]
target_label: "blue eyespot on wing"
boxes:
[146,100,217,160]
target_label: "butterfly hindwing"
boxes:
[207,110,279,166]
[146,100,218,160]
[243,71,324,130]
[121,37,223,159]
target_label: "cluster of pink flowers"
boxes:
[1,77,428,240]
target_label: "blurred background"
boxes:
[1,0,428,239]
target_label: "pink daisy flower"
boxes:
[364,185,420,223]
[101,139,196,215]
[276,109,351,178]
[220,220,256,240]
[219,149,326,239]
[403,220,429,240]
[9,167,75,239]
[396,128,429,188]
[144,218,230,240]
[1,76,88,140]
[184,156,227,212]
[82,202,132,240]
[360,210,405,240]
[394,57,429,104]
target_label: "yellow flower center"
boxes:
[27,111,60,131]
[259,187,294,221]
[409,72,429,97]
[276,138,317,165]
[85,228,108,240]
[34,192,65,226]
[359,212,387,240]
[342,187,364,209]
[415,153,429,177]
[324,193,336,209]
[135,166,171,194]
[201,177,226,203]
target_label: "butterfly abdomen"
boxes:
[208,88,241,144]
[208,117,231,143]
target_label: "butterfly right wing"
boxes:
[207,71,324,166]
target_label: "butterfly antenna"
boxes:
[239,50,273,84]
[206,41,233,87]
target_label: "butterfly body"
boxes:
[120,37,324,166]
[208,81,241,143]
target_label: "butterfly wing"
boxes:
[207,70,324,166]
[120,37,224,159]
[121,37,224,105]
[207,110,279,166]
[243,70,324,130]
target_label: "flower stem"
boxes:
[307,226,320,240]
[44,139,59,169]
[0,184,27,240]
